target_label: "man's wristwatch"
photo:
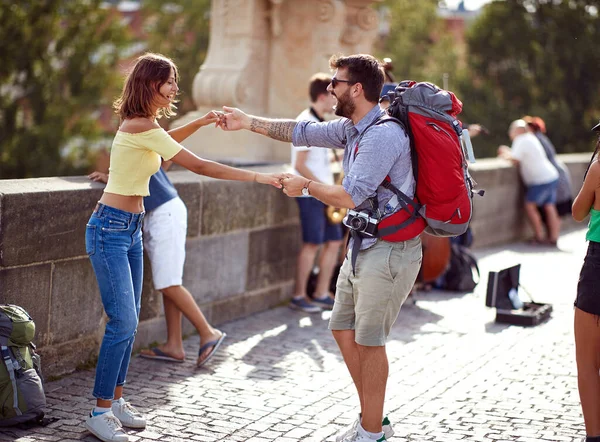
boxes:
[301,180,313,196]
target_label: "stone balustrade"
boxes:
[0,155,591,378]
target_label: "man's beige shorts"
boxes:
[329,237,422,346]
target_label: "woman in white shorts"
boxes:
[89,167,225,367]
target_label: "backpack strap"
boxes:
[1,346,22,417]
[352,116,405,161]
[347,115,412,275]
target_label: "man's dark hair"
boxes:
[329,54,384,103]
[309,73,331,103]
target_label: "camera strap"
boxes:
[349,229,366,277]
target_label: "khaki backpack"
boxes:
[0,304,46,427]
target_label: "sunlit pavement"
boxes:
[1,228,588,442]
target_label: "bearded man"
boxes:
[218,54,421,442]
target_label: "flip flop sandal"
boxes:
[139,347,184,363]
[197,332,227,368]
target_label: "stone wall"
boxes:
[0,155,590,378]
[0,166,300,378]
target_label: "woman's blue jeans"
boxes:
[86,203,144,400]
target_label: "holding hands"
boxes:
[197,110,223,127]
[279,173,309,197]
[256,172,286,189]
[215,106,250,131]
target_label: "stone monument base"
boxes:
[176,109,290,164]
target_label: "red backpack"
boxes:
[375,80,481,241]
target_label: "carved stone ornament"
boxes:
[356,6,378,30]
[318,0,336,22]
[269,0,285,37]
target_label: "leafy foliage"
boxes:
[458,0,600,157]
[0,1,131,178]
[378,0,458,85]
[140,0,211,114]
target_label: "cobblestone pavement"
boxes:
[1,228,589,442]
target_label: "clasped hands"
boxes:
[201,107,247,132]
[278,173,311,197]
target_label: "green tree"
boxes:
[0,1,131,178]
[141,0,211,115]
[458,0,600,157]
[378,0,459,86]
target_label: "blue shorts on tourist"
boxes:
[296,197,343,244]
[526,179,558,205]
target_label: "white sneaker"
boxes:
[85,410,129,442]
[336,414,394,441]
[382,416,395,438]
[111,398,146,429]
[341,429,386,442]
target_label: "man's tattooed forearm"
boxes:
[250,118,269,134]
[267,121,296,142]
[249,118,296,142]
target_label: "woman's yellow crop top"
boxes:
[104,128,183,196]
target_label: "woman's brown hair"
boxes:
[113,53,179,121]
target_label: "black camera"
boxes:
[343,209,379,237]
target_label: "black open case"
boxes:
[485,264,552,326]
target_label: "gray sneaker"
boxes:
[335,413,395,441]
[312,295,335,310]
[85,410,129,442]
[289,297,322,313]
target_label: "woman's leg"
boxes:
[114,224,144,395]
[88,224,139,408]
[575,307,600,436]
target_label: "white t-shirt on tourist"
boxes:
[511,132,559,186]
[290,108,334,196]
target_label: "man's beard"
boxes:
[334,89,355,118]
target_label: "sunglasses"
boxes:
[331,77,354,88]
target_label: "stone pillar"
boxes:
[176,0,381,164]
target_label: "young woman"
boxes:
[84,52,282,442]
[573,121,600,442]
[89,165,226,369]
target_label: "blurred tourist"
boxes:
[523,115,573,217]
[289,73,342,313]
[497,119,560,245]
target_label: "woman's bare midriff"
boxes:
[98,192,145,214]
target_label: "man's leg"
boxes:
[295,242,320,298]
[315,240,343,297]
[291,198,326,312]
[332,329,364,411]
[349,238,422,436]
[357,345,388,433]
[159,295,184,359]
[543,203,561,243]
[524,201,545,241]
